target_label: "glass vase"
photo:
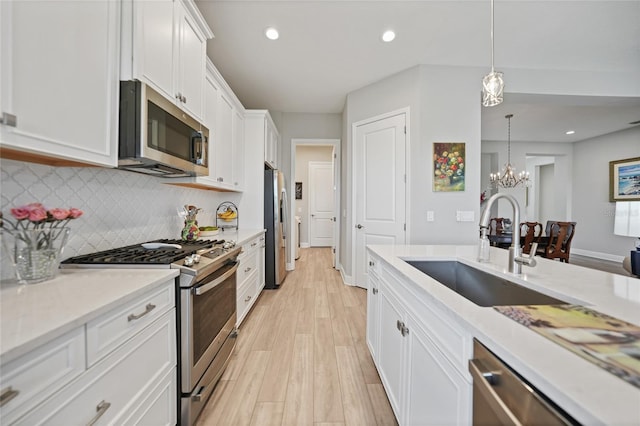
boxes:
[12,227,70,284]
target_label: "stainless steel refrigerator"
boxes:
[264,168,288,288]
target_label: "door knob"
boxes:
[356,224,364,229]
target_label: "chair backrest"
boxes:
[489,218,504,235]
[546,221,577,262]
[519,222,542,254]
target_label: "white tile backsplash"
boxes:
[1,159,241,280]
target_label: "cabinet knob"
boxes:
[369,260,375,267]
[372,288,378,295]
[245,295,252,302]
[244,267,252,273]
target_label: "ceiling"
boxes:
[195,0,640,143]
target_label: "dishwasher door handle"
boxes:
[469,358,522,426]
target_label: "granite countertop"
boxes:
[0,268,179,364]
[368,244,640,425]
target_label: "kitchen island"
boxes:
[367,244,640,425]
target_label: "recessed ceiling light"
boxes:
[265,27,279,40]
[382,30,395,42]
[566,130,575,135]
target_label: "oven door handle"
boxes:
[194,262,239,296]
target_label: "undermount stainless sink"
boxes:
[405,260,568,307]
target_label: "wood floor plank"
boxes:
[334,345,378,426]
[282,334,314,426]
[315,279,330,319]
[314,318,345,424]
[297,287,316,334]
[367,383,398,426]
[224,350,271,426]
[195,379,236,426]
[249,402,284,426]
[222,303,268,381]
[344,305,381,385]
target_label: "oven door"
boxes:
[180,260,238,393]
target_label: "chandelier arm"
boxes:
[490,0,495,72]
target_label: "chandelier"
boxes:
[490,114,529,188]
[482,0,504,107]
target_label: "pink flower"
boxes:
[49,208,70,220]
[69,208,83,219]
[28,207,47,222]
[10,207,30,220]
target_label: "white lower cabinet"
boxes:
[236,233,266,326]
[1,280,177,426]
[367,251,472,426]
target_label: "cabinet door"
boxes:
[0,0,119,167]
[176,2,206,121]
[378,285,405,420]
[232,109,245,189]
[134,0,175,101]
[405,315,471,426]
[366,270,381,361]
[215,92,234,185]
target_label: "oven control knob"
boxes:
[184,256,195,266]
[192,254,201,263]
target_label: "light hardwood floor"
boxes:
[196,248,397,426]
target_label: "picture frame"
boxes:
[295,182,303,200]
[433,142,465,192]
[609,157,640,202]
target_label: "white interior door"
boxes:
[309,161,334,247]
[354,112,406,288]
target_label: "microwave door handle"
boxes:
[194,262,238,296]
[191,131,205,165]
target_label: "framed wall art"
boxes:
[433,142,465,192]
[609,157,640,202]
[295,182,303,200]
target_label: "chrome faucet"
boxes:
[479,193,536,274]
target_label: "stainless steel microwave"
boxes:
[118,80,209,177]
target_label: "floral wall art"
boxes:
[433,142,465,192]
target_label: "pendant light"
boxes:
[482,0,504,107]
[490,114,529,188]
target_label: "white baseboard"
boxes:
[339,267,353,286]
[572,248,624,263]
[300,242,310,248]
[286,262,295,271]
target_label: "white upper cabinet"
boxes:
[0,0,120,167]
[168,59,245,192]
[121,0,212,121]
[265,118,280,169]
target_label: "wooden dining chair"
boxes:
[541,221,577,263]
[488,218,505,235]
[519,222,542,254]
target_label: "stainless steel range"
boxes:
[61,238,241,426]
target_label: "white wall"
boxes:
[294,146,333,245]
[572,126,640,258]
[0,159,240,280]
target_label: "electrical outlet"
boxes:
[427,211,435,222]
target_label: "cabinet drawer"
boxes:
[237,269,259,326]
[16,310,176,426]
[237,250,258,285]
[113,367,176,425]
[0,327,85,424]
[238,237,260,260]
[86,282,174,367]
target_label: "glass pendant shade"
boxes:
[482,70,504,107]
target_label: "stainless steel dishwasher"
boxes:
[469,339,578,425]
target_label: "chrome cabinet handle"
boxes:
[0,112,17,127]
[251,242,257,247]
[244,267,252,273]
[86,400,111,426]
[127,303,156,322]
[396,320,403,331]
[245,295,252,302]
[401,324,409,336]
[0,386,19,407]
[369,260,375,267]
[217,177,224,182]
[372,287,378,295]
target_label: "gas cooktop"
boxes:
[61,239,221,266]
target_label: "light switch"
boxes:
[427,211,435,222]
[456,211,475,222]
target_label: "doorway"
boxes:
[291,139,341,269]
